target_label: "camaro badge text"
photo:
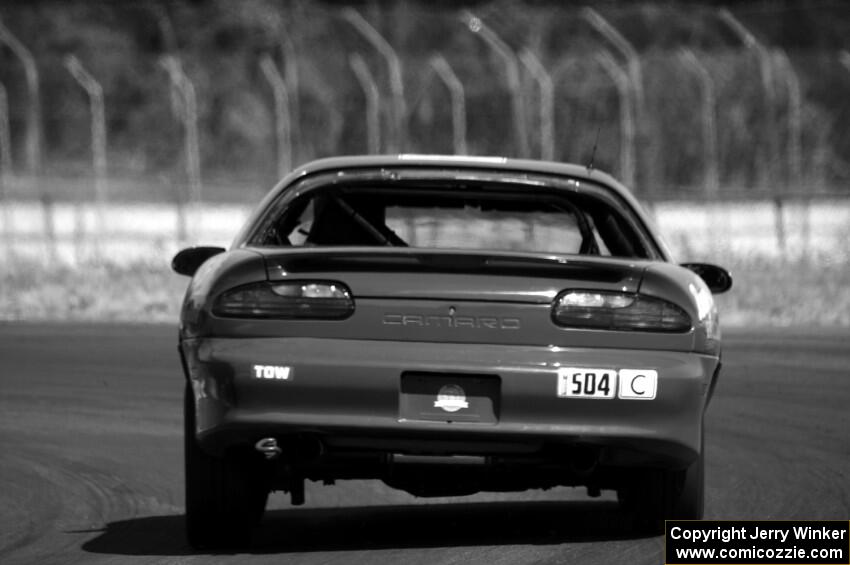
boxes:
[383,313,520,330]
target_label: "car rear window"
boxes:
[251,179,653,259]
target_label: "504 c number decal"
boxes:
[557,368,657,400]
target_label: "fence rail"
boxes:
[2,193,848,267]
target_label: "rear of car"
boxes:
[175,156,727,548]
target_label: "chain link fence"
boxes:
[1,2,849,323]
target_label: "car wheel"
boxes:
[619,438,705,535]
[184,385,270,550]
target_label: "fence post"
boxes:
[773,50,805,257]
[772,50,802,189]
[64,56,108,257]
[463,12,530,158]
[307,79,344,159]
[349,54,381,154]
[280,34,301,163]
[519,49,555,161]
[582,8,644,116]
[678,49,719,198]
[582,8,643,188]
[342,9,406,152]
[0,19,42,177]
[773,196,786,256]
[0,84,10,178]
[429,55,468,155]
[41,194,56,262]
[595,51,636,189]
[551,57,585,162]
[678,49,722,255]
[259,55,292,178]
[0,83,11,254]
[161,56,202,241]
[719,9,778,191]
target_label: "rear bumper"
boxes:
[181,337,719,469]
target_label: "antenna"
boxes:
[587,126,601,173]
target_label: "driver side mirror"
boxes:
[172,246,226,277]
[681,263,733,294]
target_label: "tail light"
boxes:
[552,290,691,332]
[213,281,354,319]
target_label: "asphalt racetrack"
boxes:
[1,324,848,564]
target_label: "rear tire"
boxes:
[184,385,269,550]
[619,441,705,535]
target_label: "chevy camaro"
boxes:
[172,155,732,548]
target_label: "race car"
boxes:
[172,155,732,548]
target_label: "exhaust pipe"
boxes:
[255,437,282,460]
[255,435,325,462]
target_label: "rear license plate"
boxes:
[557,368,617,399]
[400,372,500,423]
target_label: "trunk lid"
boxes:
[262,247,646,303]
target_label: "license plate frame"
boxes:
[399,372,500,423]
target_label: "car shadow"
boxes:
[81,499,647,556]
